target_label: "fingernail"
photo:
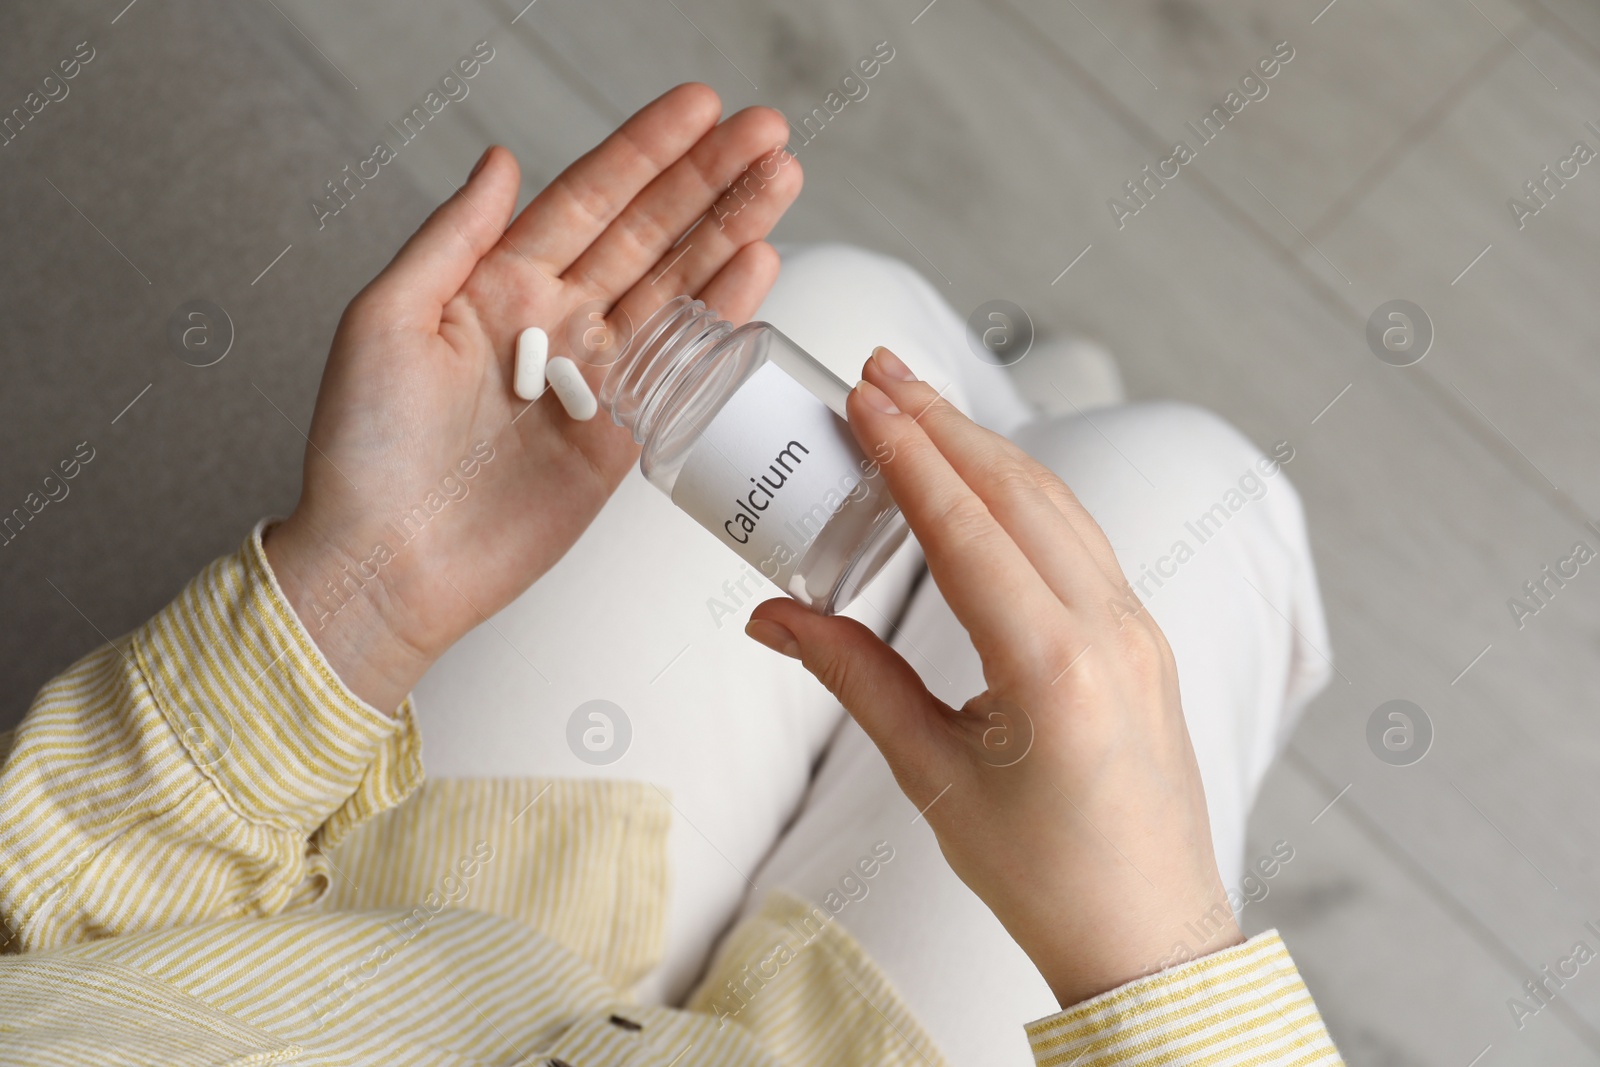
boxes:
[469,146,494,180]
[854,379,900,415]
[745,619,801,659]
[872,346,917,381]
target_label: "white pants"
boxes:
[412,244,1332,1065]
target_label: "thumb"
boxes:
[746,598,950,776]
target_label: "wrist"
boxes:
[262,514,436,715]
[1029,903,1244,1008]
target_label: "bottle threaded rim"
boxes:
[599,296,732,443]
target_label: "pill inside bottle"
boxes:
[599,296,907,615]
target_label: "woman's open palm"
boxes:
[265,84,801,710]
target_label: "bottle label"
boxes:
[672,361,872,587]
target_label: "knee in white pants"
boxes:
[760,243,1032,436]
[1017,401,1331,869]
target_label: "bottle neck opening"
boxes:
[600,296,733,443]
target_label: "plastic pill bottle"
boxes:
[599,295,908,615]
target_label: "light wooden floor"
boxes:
[267,0,1600,1061]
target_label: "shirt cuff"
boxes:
[1024,931,1343,1066]
[131,519,423,846]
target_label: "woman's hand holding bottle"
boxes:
[747,347,1241,1008]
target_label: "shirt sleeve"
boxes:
[0,519,423,953]
[1024,931,1344,1065]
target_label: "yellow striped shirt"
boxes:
[0,524,1342,1064]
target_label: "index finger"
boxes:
[846,379,1069,672]
[862,350,1126,599]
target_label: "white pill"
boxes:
[513,326,548,401]
[545,356,597,421]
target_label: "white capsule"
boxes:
[545,356,597,421]
[513,326,548,401]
